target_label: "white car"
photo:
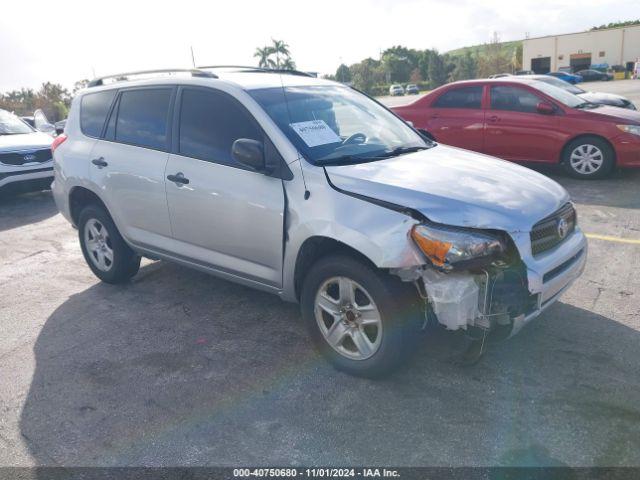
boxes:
[389,84,404,96]
[0,109,54,194]
[52,67,586,377]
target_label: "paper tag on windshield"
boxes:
[290,120,341,148]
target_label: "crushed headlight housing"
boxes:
[411,224,505,270]
[616,125,640,136]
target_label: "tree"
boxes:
[281,57,296,71]
[73,79,90,94]
[449,51,477,81]
[271,39,291,68]
[335,64,352,83]
[381,46,420,83]
[0,82,71,121]
[349,58,385,94]
[254,46,275,68]
[477,32,512,77]
[427,51,450,87]
[409,68,422,83]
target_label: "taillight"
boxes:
[51,134,68,153]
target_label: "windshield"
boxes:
[0,109,34,135]
[529,81,586,108]
[535,76,584,95]
[249,85,430,165]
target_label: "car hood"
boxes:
[583,104,640,123]
[578,91,628,106]
[0,131,53,152]
[325,145,569,233]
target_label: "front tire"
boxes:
[78,205,140,284]
[562,136,614,179]
[301,255,422,378]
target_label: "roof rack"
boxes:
[197,65,314,78]
[87,68,218,88]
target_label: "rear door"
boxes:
[88,87,174,248]
[164,87,285,287]
[483,84,561,162]
[424,85,485,152]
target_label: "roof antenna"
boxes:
[190,46,196,68]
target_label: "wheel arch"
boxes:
[69,186,109,227]
[293,236,380,302]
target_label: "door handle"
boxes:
[488,115,500,123]
[167,172,190,185]
[91,157,108,168]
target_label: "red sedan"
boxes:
[392,78,640,179]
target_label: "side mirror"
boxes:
[232,139,265,172]
[37,123,57,136]
[536,102,555,115]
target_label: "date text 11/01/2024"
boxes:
[233,468,400,477]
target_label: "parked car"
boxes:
[0,109,54,194]
[547,71,583,84]
[576,69,613,82]
[489,73,512,79]
[389,84,404,96]
[514,75,636,110]
[53,68,587,377]
[392,78,640,179]
[405,84,420,95]
[515,70,535,76]
[19,109,57,136]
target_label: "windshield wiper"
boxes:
[369,145,429,160]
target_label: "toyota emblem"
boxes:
[557,218,569,239]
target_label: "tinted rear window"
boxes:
[115,89,172,150]
[433,86,483,109]
[80,90,117,137]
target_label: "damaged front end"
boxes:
[393,223,535,339]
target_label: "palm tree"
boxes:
[254,46,275,68]
[271,39,290,68]
[281,57,296,71]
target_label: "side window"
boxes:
[490,86,542,113]
[115,88,172,150]
[80,90,117,137]
[178,88,261,166]
[433,86,483,109]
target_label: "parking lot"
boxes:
[1,86,640,468]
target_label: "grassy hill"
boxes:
[447,40,522,58]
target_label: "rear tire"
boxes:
[78,205,140,284]
[300,254,422,378]
[562,136,614,179]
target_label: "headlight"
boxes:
[411,224,505,270]
[617,125,640,136]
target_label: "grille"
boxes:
[530,203,576,256]
[0,148,52,166]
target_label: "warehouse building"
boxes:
[522,24,640,74]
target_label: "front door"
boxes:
[165,87,285,287]
[89,87,174,248]
[483,85,561,162]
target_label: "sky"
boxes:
[0,0,638,91]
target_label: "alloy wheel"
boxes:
[314,276,383,360]
[84,218,114,272]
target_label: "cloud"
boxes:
[0,0,637,91]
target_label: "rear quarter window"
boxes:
[80,90,117,138]
[433,86,483,109]
[114,88,172,151]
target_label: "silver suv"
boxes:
[52,67,587,377]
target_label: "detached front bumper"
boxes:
[417,227,587,337]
